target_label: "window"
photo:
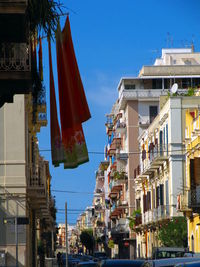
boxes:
[160,184,164,206]
[124,84,135,90]
[152,79,162,89]
[149,106,158,123]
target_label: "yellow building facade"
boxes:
[184,108,200,252]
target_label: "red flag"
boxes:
[48,38,65,167]
[56,17,91,129]
[56,17,90,168]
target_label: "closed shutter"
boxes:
[160,184,164,206]
[156,186,160,208]
[190,159,195,189]
[194,158,200,186]
[160,131,163,155]
[153,188,155,209]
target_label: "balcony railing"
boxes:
[177,193,191,212]
[116,152,128,161]
[119,89,166,108]
[142,206,169,225]
[0,42,31,72]
[111,218,129,234]
[115,120,126,134]
[140,145,169,174]
[188,187,200,212]
[27,164,47,202]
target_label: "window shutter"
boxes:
[160,184,164,206]
[194,158,200,186]
[156,186,159,208]
[190,159,195,188]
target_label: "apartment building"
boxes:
[135,95,200,258]
[0,94,55,266]
[104,47,200,259]
[93,164,106,252]
[177,101,200,252]
[0,2,56,266]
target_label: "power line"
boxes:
[52,189,93,195]
[39,147,196,155]
[57,208,86,211]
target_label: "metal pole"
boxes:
[65,202,68,267]
[15,217,18,267]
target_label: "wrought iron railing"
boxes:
[0,42,31,72]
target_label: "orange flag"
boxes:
[48,38,65,167]
[56,17,90,168]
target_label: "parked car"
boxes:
[175,261,200,267]
[100,259,145,267]
[94,251,107,261]
[143,257,200,267]
[152,247,187,259]
[61,253,81,266]
[77,261,99,267]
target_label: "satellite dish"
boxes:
[171,83,178,94]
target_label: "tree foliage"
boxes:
[128,208,141,229]
[158,217,187,247]
[80,228,94,252]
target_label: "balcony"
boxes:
[139,65,200,77]
[116,152,128,161]
[140,145,169,175]
[0,0,28,13]
[0,42,31,106]
[134,214,142,227]
[177,193,191,212]
[142,206,169,225]
[142,210,153,225]
[119,89,165,109]
[188,187,200,213]
[110,137,122,150]
[27,163,48,208]
[139,118,150,128]
[115,120,126,134]
[111,218,129,235]
[106,123,113,136]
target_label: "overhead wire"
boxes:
[39,147,196,155]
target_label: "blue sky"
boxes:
[37,0,200,224]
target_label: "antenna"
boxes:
[171,83,178,94]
